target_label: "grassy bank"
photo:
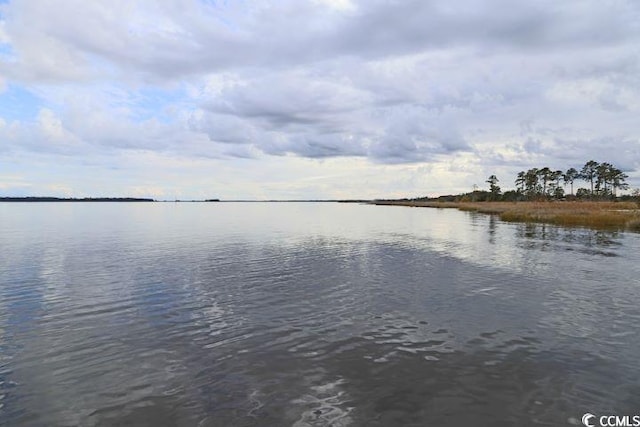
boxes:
[371,200,640,231]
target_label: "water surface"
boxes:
[1,202,639,426]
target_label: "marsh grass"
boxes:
[371,200,640,231]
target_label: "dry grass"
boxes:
[371,200,640,231]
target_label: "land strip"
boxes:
[370,200,640,231]
[0,197,154,202]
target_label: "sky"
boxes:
[0,0,639,200]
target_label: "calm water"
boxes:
[1,202,640,426]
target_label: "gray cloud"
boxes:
[4,0,639,81]
[202,72,371,129]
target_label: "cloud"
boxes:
[4,0,639,82]
[368,107,470,163]
[203,72,371,129]
[0,0,639,197]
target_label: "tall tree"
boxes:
[515,171,526,193]
[524,168,540,198]
[580,160,599,195]
[610,168,629,196]
[595,162,613,195]
[486,175,501,200]
[537,167,553,195]
[548,170,563,197]
[563,167,579,196]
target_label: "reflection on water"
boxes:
[513,221,623,257]
[1,203,639,426]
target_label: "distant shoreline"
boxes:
[0,197,370,203]
[0,197,155,202]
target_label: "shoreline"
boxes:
[370,200,640,232]
[0,197,155,202]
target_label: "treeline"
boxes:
[486,160,631,201]
[426,160,635,203]
[513,161,629,199]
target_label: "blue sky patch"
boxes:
[0,84,42,122]
[129,86,190,124]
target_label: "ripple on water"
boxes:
[1,203,640,426]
